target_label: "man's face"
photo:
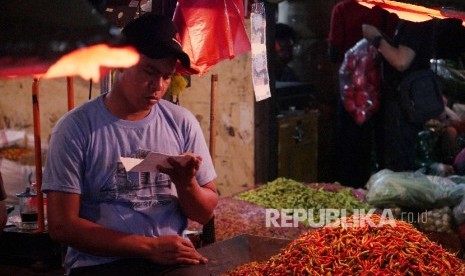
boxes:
[119,55,177,112]
[275,38,294,66]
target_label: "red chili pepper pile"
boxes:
[188,197,312,241]
[225,214,465,275]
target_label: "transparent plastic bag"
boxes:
[453,196,465,225]
[432,59,465,104]
[366,169,465,209]
[339,39,381,125]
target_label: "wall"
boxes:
[181,53,255,197]
[0,77,100,141]
[277,0,340,182]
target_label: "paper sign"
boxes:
[251,2,271,102]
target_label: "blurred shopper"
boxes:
[275,23,299,82]
[328,0,399,188]
[363,18,465,172]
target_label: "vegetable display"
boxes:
[187,197,312,241]
[417,206,455,233]
[225,214,465,275]
[339,38,381,125]
[0,146,32,162]
[187,179,369,241]
[234,178,371,223]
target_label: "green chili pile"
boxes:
[225,214,465,275]
[234,177,371,223]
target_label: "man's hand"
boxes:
[146,235,207,265]
[362,24,382,41]
[157,153,201,187]
[157,152,218,225]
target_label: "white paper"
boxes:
[120,152,190,172]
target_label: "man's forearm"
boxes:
[49,215,154,258]
[176,181,218,225]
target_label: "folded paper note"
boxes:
[120,152,190,172]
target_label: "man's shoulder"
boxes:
[157,100,199,128]
[55,96,102,130]
[158,99,193,116]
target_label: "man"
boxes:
[275,23,299,82]
[0,172,7,233]
[328,0,400,188]
[42,14,218,275]
[327,0,399,63]
[362,18,465,171]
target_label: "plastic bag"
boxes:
[453,196,465,225]
[432,59,465,104]
[339,39,381,125]
[173,0,251,75]
[417,206,454,233]
[0,129,26,149]
[365,169,465,209]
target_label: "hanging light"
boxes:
[0,0,139,80]
[356,0,451,22]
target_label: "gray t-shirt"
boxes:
[42,94,216,274]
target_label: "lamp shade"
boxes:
[356,0,465,23]
[0,0,139,80]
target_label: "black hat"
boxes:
[122,14,192,71]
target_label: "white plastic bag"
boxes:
[0,129,26,148]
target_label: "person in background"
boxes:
[328,0,399,63]
[42,14,218,276]
[362,18,465,172]
[0,172,7,233]
[327,0,399,188]
[275,23,299,82]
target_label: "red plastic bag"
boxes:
[173,0,251,75]
[339,39,381,125]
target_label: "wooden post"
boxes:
[201,74,218,246]
[32,78,45,232]
[67,77,75,110]
[209,74,218,162]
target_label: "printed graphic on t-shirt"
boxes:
[100,150,175,211]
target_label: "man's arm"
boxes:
[176,181,218,225]
[46,191,207,264]
[378,42,415,72]
[362,24,416,72]
[159,154,218,225]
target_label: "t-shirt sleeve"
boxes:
[397,23,423,53]
[182,111,217,186]
[42,116,85,195]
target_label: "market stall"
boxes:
[2,0,465,275]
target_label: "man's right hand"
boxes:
[146,235,208,265]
